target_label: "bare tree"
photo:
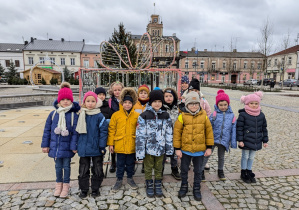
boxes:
[258,18,273,87]
[280,29,291,83]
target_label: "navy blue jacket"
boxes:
[236,109,268,151]
[77,113,108,157]
[41,101,80,159]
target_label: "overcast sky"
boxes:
[1,0,299,54]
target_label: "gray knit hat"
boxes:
[185,91,200,106]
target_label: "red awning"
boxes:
[286,69,295,73]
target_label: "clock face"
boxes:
[154,18,157,23]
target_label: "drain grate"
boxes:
[18,121,25,123]
[33,114,40,116]
[23,141,33,145]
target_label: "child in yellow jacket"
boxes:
[107,88,140,192]
[173,91,214,201]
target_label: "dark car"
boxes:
[263,78,276,86]
[279,79,299,87]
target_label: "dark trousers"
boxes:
[78,156,104,192]
[180,153,204,186]
[116,153,135,180]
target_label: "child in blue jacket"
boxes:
[202,90,237,181]
[41,82,80,198]
[76,91,108,198]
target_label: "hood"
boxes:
[238,108,245,113]
[214,104,233,113]
[53,100,81,112]
[120,88,138,106]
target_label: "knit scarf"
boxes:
[245,105,261,116]
[54,104,73,136]
[76,108,101,134]
[139,98,149,105]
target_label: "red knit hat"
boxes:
[57,82,73,103]
[216,89,230,105]
[138,84,150,96]
[83,91,98,103]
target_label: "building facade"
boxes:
[266,45,299,81]
[0,43,26,78]
[179,49,264,84]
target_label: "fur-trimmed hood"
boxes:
[120,88,138,106]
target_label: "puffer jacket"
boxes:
[136,105,173,160]
[236,109,268,151]
[107,107,139,154]
[162,104,179,126]
[77,113,108,157]
[134,100,147,114]
[41,101,80,159]
[209,105,237,151]
[173,108,214,153]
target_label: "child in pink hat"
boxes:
[237,91,269,183]
[202,89,237,182]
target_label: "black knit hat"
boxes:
[188,78,200,91]
[149,90,164,105]
[94,87,106,96]
[123,95,133,103]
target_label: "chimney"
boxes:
[233,49,237,52]
[61,38,64,42]
[24,41,28,45]
[204,49,207,52]
[30,37,34,42]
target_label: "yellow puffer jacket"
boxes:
[134,100,147,114]
[173,109,214,153]
[107,107,140,154]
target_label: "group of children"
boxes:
[41,77,269,201]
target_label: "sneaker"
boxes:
[127,178,138,190]
[204,163,210,170]
[79,190,88,199]
[91,190,100,198]
[112,179,123,192]
[109,163,116,173]
[145,179,154,198]
[218,170,226,181]
[178,183,188,198]
[171,166,181,180]
[201,170,206,182]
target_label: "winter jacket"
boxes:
[41,101,80,159]
[162,104,179,126]
[107,107,139,154]
[109,96,120,114]
[77,113,108,157]
[179,96,211,116]
[135,105,174,160]
[100,100,113,119]
[173,108,214,153]
[209,105,237,151]
[236,109,268,151]
[134,100,147,114]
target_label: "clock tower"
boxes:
[146,14,163,37]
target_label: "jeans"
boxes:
[55,158,71,183]
[78,156,104,191]
[202,143,226,170]
[241,150,256,170]
[181,153,204,186]
[116,153,135,180]
[144,154,164,180]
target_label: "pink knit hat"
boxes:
[240,91,263,105]
[57,82,73,103]
[83,91,98,103]
[216,89,230,105]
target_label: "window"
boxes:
[84,60,89,68]
[281,58,285,66]
[212,62,216,70]
[257,63,261,69]
[244,63,247,69]
[267,59,271,67]
[185,60,189,69]
[170,45,174,52]
[200,62,204,69]
[251,63,254,69]
[94,60,99,67]
[50,57,55,64]
[192,61,197,69]
[165,45,169,53]
[15,60,20,67]
[223,62,226,69]
[70,58,75,66]
[288,57,292,65]
[5,60,10,67]
[61,58,65,65]
[274,59,277,66]
[39,57,45,64]
[28,57,33,65]
[211,74,216,81]
[233,63,237,71]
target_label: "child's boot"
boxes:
[178,182,188,198]
[79,190,88,199]
[201,170,206,182]
[91,190,100,198]
[154,179,163,197]
[59,183,70,198]
[193,184,202,201]
[218,169,226,181]
[171,166,181,180]
[240,169,251,183]
[247,170,256,183]
[53,182,63,197]
[145,179,154,198]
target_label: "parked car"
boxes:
[244,79,258,85]
[263,78,276,86]
[279,79,299,87]
[0,77,7,84]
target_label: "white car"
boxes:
[244,79,258,85]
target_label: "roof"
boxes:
[131,34,180,41]
[269,45,299,57]
[0,43,25,52]
[179,51,264,58]
[23,66,61,74]
[82,44,100,53]
[24,39,84,52]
